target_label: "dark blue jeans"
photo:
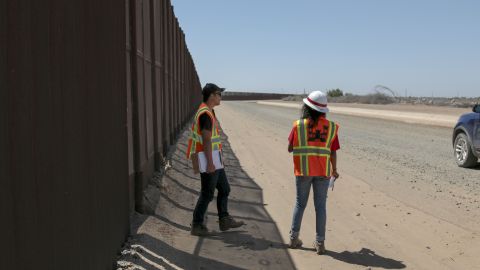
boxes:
[192,168,230,225]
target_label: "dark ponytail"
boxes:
[301,104,325,136]
[301,104,325,123]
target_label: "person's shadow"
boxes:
[322,248,406,269]
[207,230,289,251]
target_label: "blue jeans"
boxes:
[290,176,330,242]
[192,169,230,225]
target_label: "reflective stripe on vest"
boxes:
[293,146,331,155]
[297,119,309,175]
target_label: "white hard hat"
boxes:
[303,91,329,113]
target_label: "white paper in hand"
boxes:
[197,150,224,173]
[329,176,336,190]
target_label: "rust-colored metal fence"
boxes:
[1,0,201,269]
[222,92,291,101]
[127,0,201,213]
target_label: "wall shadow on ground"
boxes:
[118,126,296,270]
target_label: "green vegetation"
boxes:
[327,88,344,97]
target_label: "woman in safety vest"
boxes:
[287,90,340,255]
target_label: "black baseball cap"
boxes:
[202,83,225,97]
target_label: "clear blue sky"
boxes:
[171,0,479,97]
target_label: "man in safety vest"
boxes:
[186,83,244,236]
[287,90,340,255]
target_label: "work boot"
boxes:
[191,223,209,236]
[219,216,245,231]
[314,240,326,255]
[288,237,303,249]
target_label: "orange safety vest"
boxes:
[292,117,339,177]
[186,103,222,159]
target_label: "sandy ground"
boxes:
[117,126,296,270]
[215,101,479,270]
[117,101,479,270]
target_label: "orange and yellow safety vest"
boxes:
[186,103,222,159]
[292,118,339,176]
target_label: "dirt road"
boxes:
[216,101,480,270]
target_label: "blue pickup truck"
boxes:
[453,104,480,167]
